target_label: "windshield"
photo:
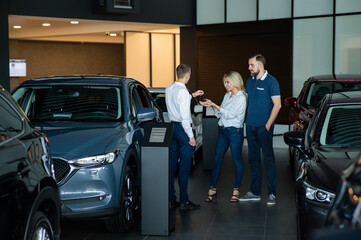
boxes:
[320,105,361,147]
[12,85,122,121]
[306,81,361,106]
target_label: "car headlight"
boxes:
[70,152,116,167]
[304,182,335,203]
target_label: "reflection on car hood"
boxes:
[34,121,127,160]
[306,150,360,192]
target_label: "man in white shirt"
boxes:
[166,64,203,210]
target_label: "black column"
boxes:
[0,0,9,91]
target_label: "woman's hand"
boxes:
[200,99,213,107]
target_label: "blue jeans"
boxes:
[210,127,244,189]
[169,123,193,204]
[246,124,277,196]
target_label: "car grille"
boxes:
[53,158,71,183]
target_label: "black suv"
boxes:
[284,75,361,167]
[284,91,361,240]
[0,86,61,239]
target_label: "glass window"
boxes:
[259,0,291,20]
[320,105,361,147]
[12,86,122,121]
[0,96,23,142]
[293,18,333,96]
[151,92,167,112]
[197,0,224,25]
[294,0,333,17]
[227,0,256,23]
[336,0,361,14]
[306,81,361,106]
[335,15,361,75]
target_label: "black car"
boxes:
[284,91,361,240]
[326,153,361,229]
[309,154,361,240]
[284,75,361,167]
[0,86,61,239]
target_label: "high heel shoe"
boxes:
[230,188,240,202]
[205,187,217,202]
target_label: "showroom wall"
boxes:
[9,40,124,90]
[194,0,361,125]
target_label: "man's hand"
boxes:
[192,90,204,98]
[189,137,196,147]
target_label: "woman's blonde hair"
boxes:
[223,71,245,93]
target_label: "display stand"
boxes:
[141,122,174,235]
[202,107,219,170]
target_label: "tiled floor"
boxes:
[61,136,297,240]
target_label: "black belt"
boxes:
[171,121,181,124]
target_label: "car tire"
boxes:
[105,165,137,233]
[27,211,54,240]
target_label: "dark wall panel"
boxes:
[197,21,292,124]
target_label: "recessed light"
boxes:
[42,23,51,27]
[13,26,22,29]
[70,21,79,24]
[109,33,117,37]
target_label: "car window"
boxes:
[136,86,152,108]
[320,105,361,147]
[12,86,122,121]
[151,93,167,112]
[0,95,23,142]
[306,81,361,107]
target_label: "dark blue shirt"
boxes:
[245,71,280,127]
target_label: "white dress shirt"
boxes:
[165,81,194,138]
[215,91,247,128]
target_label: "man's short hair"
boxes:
[176,64,191,79]
[250,54,266,67]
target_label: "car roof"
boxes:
[148,88,165,93]
[327,91,361,105]
[17,75,135,86]
[309,74,361,81]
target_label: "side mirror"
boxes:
[137,108,157,122]
[194,105,203,114]
[284,131,305,154]
[284,97,297,109]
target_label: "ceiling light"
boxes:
[42,23,51,27]
[70,21,79,24]
[13,26,22,29]
[109,33,117,37]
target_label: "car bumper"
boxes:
[59,162,123,218]
[298,192,331,239]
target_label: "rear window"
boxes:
[12,86,122,121]
[306,81,361,106]
[320,105,361,147]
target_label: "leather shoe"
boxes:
[169,201,180,209]
[179,201,200,210]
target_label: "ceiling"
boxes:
[9,15,181,44]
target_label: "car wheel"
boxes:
[27,211,54,240]
[106,165,137,232]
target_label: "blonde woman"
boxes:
[200,71,247,202]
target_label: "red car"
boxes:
[284,74,361,166]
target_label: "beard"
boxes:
[250,70,259,78]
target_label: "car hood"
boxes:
[305,150,360,192]
[34,121,128,160]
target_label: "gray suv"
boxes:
[12,75,163,232]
